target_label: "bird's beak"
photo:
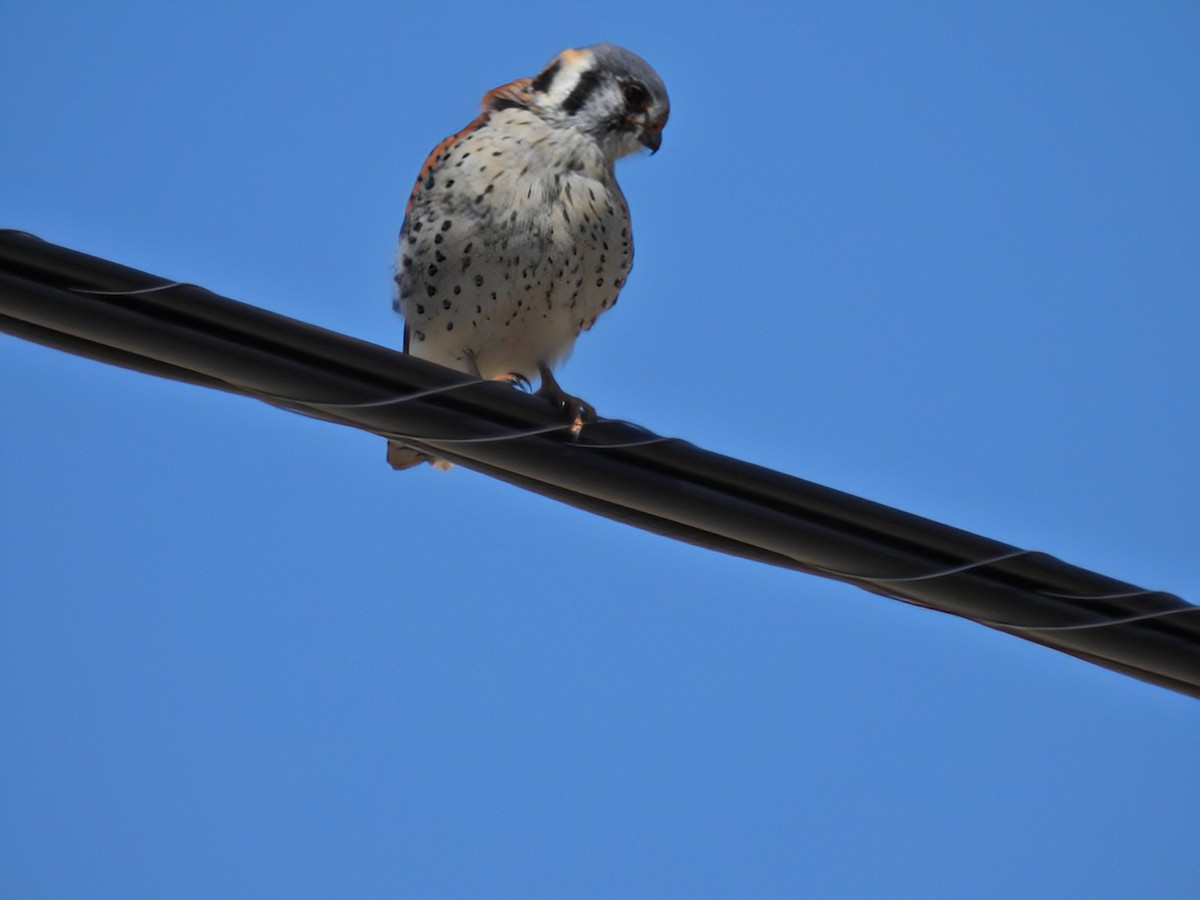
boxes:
[639,123,663,154]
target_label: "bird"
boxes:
[388,43,669,469]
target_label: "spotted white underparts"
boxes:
[394,43,669,383]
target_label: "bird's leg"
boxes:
[461,349,485,378]
[535,363,596,435]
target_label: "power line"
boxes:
[2,230,1197,697]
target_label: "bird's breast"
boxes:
[396,113,634,380]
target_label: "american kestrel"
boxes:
[388,43,669,468]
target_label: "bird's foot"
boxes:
[536,364,596,437]
[491,371,531,391]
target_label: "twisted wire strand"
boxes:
[71,281,193,296]
[815,549,1036,584]
[254,378,492,409]
[879,592,1200,635]
[809,551,1195,632]
[1040,589,1177,601]
[977,605,1200,633]
[376,422,572,444]
[243,378,679,450]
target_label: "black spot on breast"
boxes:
[474,274,484,286]
[442,299,451,310]
[426,285,437,297]
[441,220,453,231]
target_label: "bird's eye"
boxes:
[622,82,650,111]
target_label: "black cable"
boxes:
[2,230,1196,698]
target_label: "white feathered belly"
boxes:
[396,116,632,381]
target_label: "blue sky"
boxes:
[2,2,1198,897]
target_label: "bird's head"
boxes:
[527,44,669,162]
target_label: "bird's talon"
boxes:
[488,371,531,390]
[570,398,597,429]
[534,363,596,433]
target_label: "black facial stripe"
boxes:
[490,98,525,113]
[530,60,561,94]
[561,69,602,115]
[604,113,635,134]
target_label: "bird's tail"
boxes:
[386,440,453,471]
